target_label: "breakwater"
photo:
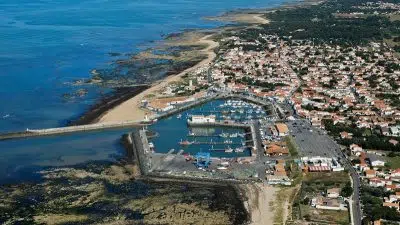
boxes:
[0,120,143,141]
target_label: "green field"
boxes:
[300,205,350,225]
[386,156,400,169]
[285,135,300,157]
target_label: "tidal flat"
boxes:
[0,161,248,225]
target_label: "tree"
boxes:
[341,182,353,198]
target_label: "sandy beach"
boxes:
[242,183,278,225]
[97,34,219,123]
[206,12,269,25]
[95,11,271,124]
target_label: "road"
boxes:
[280,96,362,224]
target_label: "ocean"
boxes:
[0,0,290,182]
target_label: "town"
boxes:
[124,1,400,224]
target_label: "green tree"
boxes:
[341,182,353,198]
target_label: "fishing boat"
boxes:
[177,114,182,119]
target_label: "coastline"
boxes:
[71,0,319,125]
[97,34,219,123]
[68,85,150,125]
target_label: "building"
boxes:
[275,123,289,136]
[266,160,292,185]
[327,188,341,198]
[389,126,400,136]
[369,155,385,167]
[365,169,376,178]
[188,115,216,124]
[311,196,347,210]
[350,144,363,156]
[383,202,400,211]
[265,144,289,156]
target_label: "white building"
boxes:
[327,188,341,198]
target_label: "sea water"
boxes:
[0,0,289,182]
[0,0,286,132]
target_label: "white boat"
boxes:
[224,139,233,144]
[220,133,229,138]
[217,166,228,170]
[235,147,244,153]
[230,133,238,138]
[225,147,233,153]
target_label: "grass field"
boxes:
[300,205,350,225]
[285,136,300,157]
[386,156,400,169]
[292,172,351,224]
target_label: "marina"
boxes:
[148,99,265,158]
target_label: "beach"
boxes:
[97,34,219,123]
[95,10,271,124]
[243,183,278,225]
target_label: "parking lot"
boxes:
[287,119,340,158]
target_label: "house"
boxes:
[391,169,400,177]
[389,139,399,146]
[265,144,289,156]
[369,155,385,167]
[340,131,353,139]
[266,160,292,185]
[369,178,385,187]
[385,184,397,192]
[275,123,289,136]
[350,144,363,156]
[365,169,376,178]
[381,127,390,136]
[383,202,399,211]
[327,188,341,198]
[311,196,347,210]
[384,194,398,203]
[389,126,400,136]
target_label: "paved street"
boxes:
[286,118,362,225]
